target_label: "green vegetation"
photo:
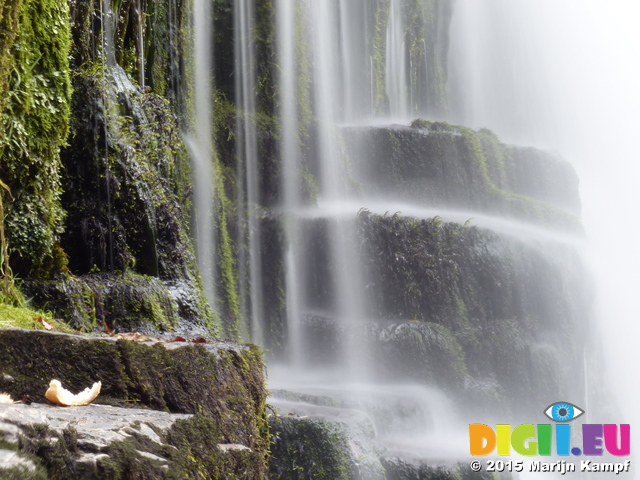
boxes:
[0,0,72,278]
[410,118,431,129]
[0,304,74,332]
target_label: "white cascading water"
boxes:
[190,0,215,309]
[385,0,408,120]
[275,0,305,367]
[270,0,466,468]
[234,0,264,344]
[337,0,374,123]
[308,1,371,380]
[136,0,144,88]
[449,1,640,478]
[447,0,562,148]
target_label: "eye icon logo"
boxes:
[544,402,584,422]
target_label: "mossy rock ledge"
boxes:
[0,328,269,479]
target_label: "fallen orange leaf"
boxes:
[103,320,116,336]
[117,332,153,342]
[34,316,54,331]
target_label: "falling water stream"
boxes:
[234,0,263,343]
[190,0,215,309]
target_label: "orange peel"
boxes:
[0,393,14,404]
[45,379,101,406]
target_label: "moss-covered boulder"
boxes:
[342,124,581,227]
[0,328,269,476]
[269,412,385,480]
[23,272,214,334]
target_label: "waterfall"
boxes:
[191,0,215,309]
[385,0,408,119]
[447,0,560,147]
[276,0,305,366]
[101,0,116,67]
[136,0,145,88]
[234,0,263,343]
[337,0,373,123]
[187,0,637,474]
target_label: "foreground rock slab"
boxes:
[0,402,264,479]
[0,328,269,479]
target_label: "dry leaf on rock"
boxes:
[45,380,101,406]
[103,320,116,336]
[34,316,54,330]
[117,332,152,342]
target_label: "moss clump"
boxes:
[0,304,74,333]
[0,0,72,278]
[213,151,242,340]
[376,322,467,389]
[269,415,354,480]
[85,272,180,332]
[410,118,431,129]
[0,0,21,115]
[16,424,80,478]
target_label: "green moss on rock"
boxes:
[0,0,72,277]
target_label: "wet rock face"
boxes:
[19,64,215,332]
[60,67,192,280]
[23,273,210,333]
